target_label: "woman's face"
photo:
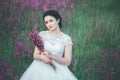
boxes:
[44,15,59,31]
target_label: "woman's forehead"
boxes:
[44,15,55,21]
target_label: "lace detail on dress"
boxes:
[38,31,73,46]
[38,31,73,57]
[62,34,73,46]
[38,31,47,41]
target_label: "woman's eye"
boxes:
[49,19,53,22]
[45,21,48,24]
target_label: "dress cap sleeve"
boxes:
[64,35,73,46]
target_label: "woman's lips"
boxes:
[49,26,53,28]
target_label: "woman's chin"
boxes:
[49,28,56,31]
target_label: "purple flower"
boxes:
[28,31,44,51]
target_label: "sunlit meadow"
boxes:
[0,0,120,80]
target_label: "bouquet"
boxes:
[28,31,56,71]
[28,31,44,51]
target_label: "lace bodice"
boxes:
[38,31,73,57]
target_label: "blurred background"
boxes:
[0,0,120,80]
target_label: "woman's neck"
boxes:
[48,28,61,37]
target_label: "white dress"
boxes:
[20,31,77,80]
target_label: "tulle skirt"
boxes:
[20,60,77,80]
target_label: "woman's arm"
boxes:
[43,44,72,66]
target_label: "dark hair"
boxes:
[43,10,62,28]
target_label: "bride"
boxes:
[20,10,78,80]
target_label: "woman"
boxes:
[20,10,77,80]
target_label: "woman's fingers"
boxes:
[42,55,52,64]
[41,50,49,56]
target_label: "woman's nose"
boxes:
[48,22,52,26]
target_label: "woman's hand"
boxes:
[40,54,52,64]
[41,50,52,58]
